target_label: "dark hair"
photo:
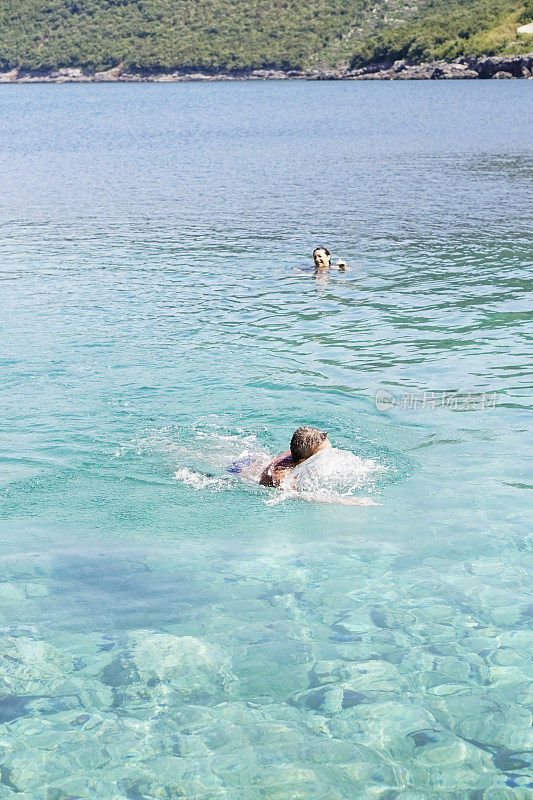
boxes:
[313,246,330,257]
[290,427,327,463]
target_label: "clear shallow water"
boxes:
[0,81,532,799]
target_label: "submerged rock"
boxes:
[128,631,234,698]
[25,583,49,598]
[0,582,26,601]
[0,637,74,695]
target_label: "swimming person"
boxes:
[313,247,346,271]
[226,427,329,484]
[225,427,377,504]
[259,426,331,487]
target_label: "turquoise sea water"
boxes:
[0,81,532,799]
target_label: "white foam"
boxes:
[189,427,271,470]
[173,467,231,491]
[277,447,384,504]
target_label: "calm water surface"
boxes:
[0,81,532,799]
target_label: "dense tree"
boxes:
[350,0,533,67]
[0,0,531,73]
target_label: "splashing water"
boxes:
[172,467,232,491]
[171,425,272,491]
[171,433,384,504]
[282,447,384,504]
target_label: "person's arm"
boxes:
[259,467,275,487]
[336,259,347,271]
[259,451,294,487]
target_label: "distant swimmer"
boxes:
[295,248,347,281]
[313,247,346,272]
[259,426,331,487]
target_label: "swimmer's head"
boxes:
[313,247,331,269]
[290,426,331,464]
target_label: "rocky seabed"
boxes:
[0,542,531,799]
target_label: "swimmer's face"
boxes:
[313,249,331,269]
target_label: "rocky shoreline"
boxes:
[1,53,532,83]
[347,53,533,80]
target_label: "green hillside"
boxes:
[350,0,533,67]
[0,0,532,73]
